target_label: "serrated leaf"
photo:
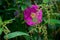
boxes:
[46,19,60,24]
[24,1,31,7]
[28,26,35,31]
[4,31,29,39]
[24,36,30,40]
[0,0,2,5]
[54,13,60,17]
[0,28,3,35]
[43,0,49,3]
[6,8,16,11]
[0,10,5,12]
[3,18,15,25]
[16,1,21,3]
[0,16,3,26]
[21,5,27,11]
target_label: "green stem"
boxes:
[42,26,48,40]
[16,37,18,40]
[2,25,10,40]
[5,34,8,40]
[5,0,10,7]
[0,36,1,40]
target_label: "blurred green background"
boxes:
[0,0,60,40]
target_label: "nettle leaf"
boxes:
[0,10,6,12]
[24,0,31,7]
[21,5,27,11]
[0,28,3,35]
[5,8,16,11]
[3,18,15,25]
[43,0,49,3]
[0,16,3,26]
[24,36,30,40]
[28,26,35,31]
[4,31,29,39]
[54,13,60,17]
[0,0,2,5]
[46,19,60,24]
[17,1,22,3]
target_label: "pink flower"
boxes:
[24,5,42,26]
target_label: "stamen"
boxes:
[31,13,36,18]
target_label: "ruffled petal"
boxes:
[24,5,42,26]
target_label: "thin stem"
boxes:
[36,25,40,40]
[42,26,48,40]
[5,0,10,7]
[6,38,8,40]
[0,36,1,40]
[5,33,8,40]
[16,37,18,40]
[53,0,59,12]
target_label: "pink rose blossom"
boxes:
[24,5,43,26]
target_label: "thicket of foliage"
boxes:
[0,0,60,40]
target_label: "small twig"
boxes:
[56,28,60,34]
[5,33,8,40]
[5,0,10,7]
[16,37,18,40]
[0,36,1,40]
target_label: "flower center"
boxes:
[31,13,36,18]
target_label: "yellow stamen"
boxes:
[31,13,36,18]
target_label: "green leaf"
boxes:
[46,19,60,24]
[28,26,35,31]
[0,28,3,35]
[0,10,6,12]
[3,18,15,25]
[24,36,30,40]
[4,31,29,39]
[24,1,31,7]
[16,1,22,3]
[32,18,37,22]
[21,5,27,11]
[0,0,2,5]
[54,13,60,17]
[43,0,49,3]
[0,16,3,26]
[5,8,16,11]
